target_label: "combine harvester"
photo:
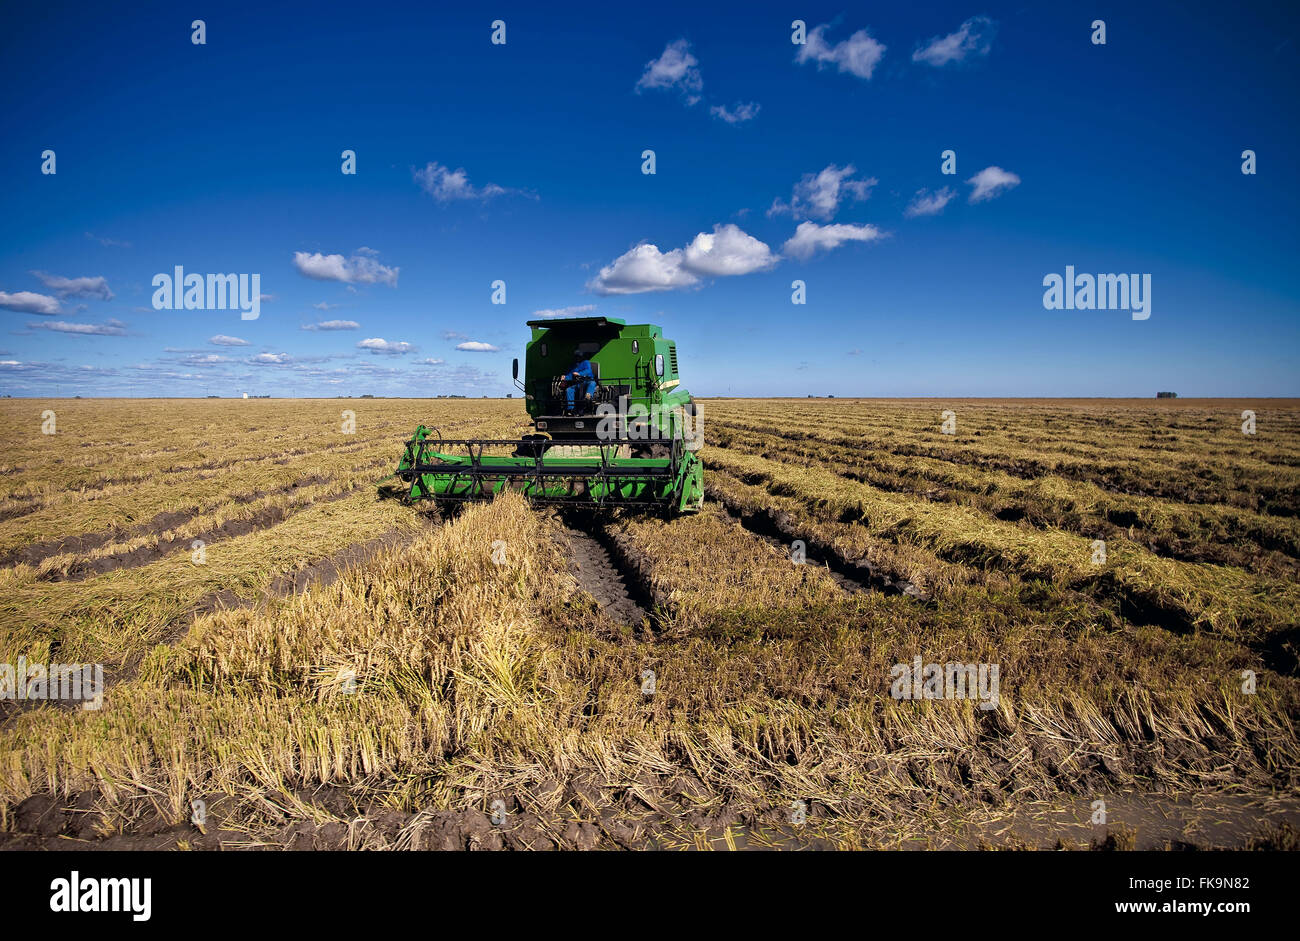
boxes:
[394,316,704,513]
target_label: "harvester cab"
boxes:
[394,317,703,513]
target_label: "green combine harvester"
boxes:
[394,317,704,513]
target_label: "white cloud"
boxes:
[292,250,399,286]
[769,165,876,221]
[28,318,127,336]
[249,352,293,365]
[905,186,957,217]
[586,244,696,296]
[418,357,446,365]
[710,101,760,124]
[32,271,114,300]
[636,39,703,101]
[967,166,1021,203]
[681,224,779,277]
[0,290,61,314]
[413,162,511,203]
[456,341,500,352]
[782,221,886,260]
[85,232,131,248]
[302,319,360,331]
[209,335,250,346]
[796,24,886,80]
[313,302,339,310]
[181,353,230,365]
[912,16,996,67]
[357,337,418,355]
[587,224,776,295]
[533,305,596,319]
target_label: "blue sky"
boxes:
[1,0,1296,397]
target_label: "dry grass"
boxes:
[1,397,1297,849]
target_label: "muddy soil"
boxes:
[557,513,655,629]
[710,422,1300,517]
[11,522,439,712]
[709,490,927,600]
[0,473,338,573]
[4,785,1297,852]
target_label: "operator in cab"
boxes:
[562,356,597,415]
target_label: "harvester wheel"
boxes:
[513,433,553,458]
[631,442,672,459]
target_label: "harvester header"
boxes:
[393,318,703,513]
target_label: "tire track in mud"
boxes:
[3,438,374,509]
[712,470,1189,622]
[0,418,491,528]
[38,481,362,582]
[710,421,1300,517]
[77,416,480,483]
[0,420,436,524]
[104,516,444,693]
[0,474,334,571]
[7,774,1299,851]
[706,485,928,601]
[0,526,432,726]
[8,456,398,578]
[55,497,336,582]
[713,431,1300,572]
[554,510,663,630]
[710,475,1298,672]
[0,504,447,714]
[0,499,41,524]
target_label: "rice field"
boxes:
[1,397,1297,850]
